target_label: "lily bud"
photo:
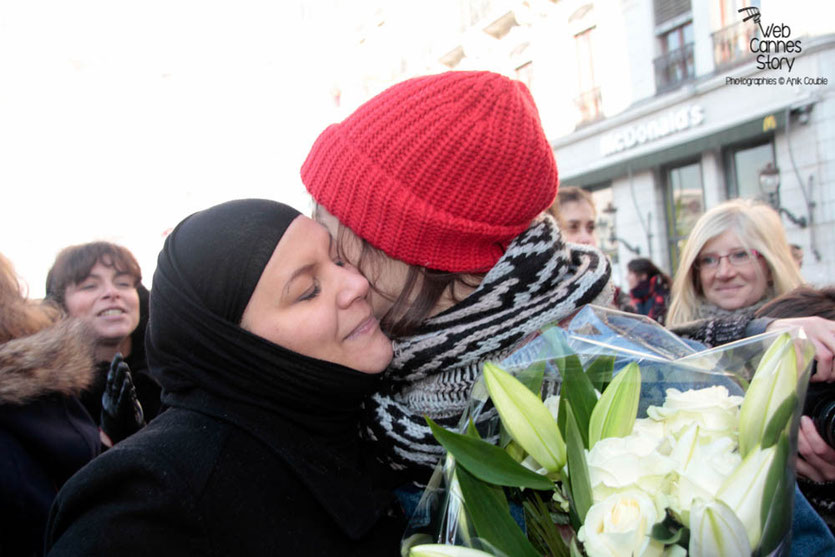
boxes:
[738,334,797,457]
[588,362,641,448]
[716,444,776,548]
[483,362,566,473]
[689,498,751,557]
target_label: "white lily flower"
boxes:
[689,498,752,557]
[483,362,566,473]
[738,334,797,457]
[589,362,641,447]
[716,444,777,548]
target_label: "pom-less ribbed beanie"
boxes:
[301,71,558,272]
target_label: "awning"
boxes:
[560,109,787,187]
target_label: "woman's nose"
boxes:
[576,231,596,247]
[715,257,737,278]
[335,264,370,308]
[101,281,121,298]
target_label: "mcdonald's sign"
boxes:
[763,114,777,132]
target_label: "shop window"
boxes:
[664,161,705,271]
[654,21,695,92]
[725,140,775,201]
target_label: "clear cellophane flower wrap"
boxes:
[402,306,815,557]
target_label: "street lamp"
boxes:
[758,163,807,228]
[601,202,643,255]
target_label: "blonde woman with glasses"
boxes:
[668,198,835,381]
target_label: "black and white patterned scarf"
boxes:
[362,214,614,482]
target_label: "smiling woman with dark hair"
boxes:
[45,199,404,556]
[45,242,162,436]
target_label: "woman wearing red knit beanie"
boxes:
[301,70,614,488]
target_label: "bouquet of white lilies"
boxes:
[403,306,815,557]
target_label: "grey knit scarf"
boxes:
[361,214,614,482]
[690,292,773,321]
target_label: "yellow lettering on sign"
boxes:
[763,115,777,132]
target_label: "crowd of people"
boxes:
[2,70,835,555]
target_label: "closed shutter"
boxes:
[654,0,691,25]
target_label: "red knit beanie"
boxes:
[301,70,558,272]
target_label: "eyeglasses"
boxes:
[696,249,761,270]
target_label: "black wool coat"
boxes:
[45,403,406,556]
[0,320,100,557]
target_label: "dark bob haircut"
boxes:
[45,241,141,308]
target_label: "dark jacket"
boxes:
[46,397,404,556]
[0,320,100,557]
[81,284,163,424]
[629,275,670,325]
[46,199,406,556]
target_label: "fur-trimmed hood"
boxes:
[0,319,96,405]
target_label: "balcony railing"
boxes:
[654,42,695,93]
[574,87,603,125]
[712,20,759,71]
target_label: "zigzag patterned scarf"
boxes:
[362,214,614,483]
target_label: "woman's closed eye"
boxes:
[298,280,321,302]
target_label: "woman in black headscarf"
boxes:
[45,199,405,556]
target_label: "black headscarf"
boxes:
[146,199,382,438]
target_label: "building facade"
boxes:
[323,0,835,286]
[547,0,835,287]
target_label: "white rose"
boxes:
[646,386,743,443]
[632,417,666,442]
[577,489,664,557]
[586,434,676,511]
[668,424,741,519]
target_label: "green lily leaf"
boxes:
[738,334,797,457]
[484,362,566,473]
[585,355,614,394]
[760,394,797,449]
[523,491,570,557]
[465,418,480,439]
[557,359,597,449]
[759,433,793,555]
[455,465,541,557]
[588,362,641,447]
[564,402,593,523]
[427,418,555,491]
[651,511,688,545]
[650,523,683,545]
[517,362,546,396]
